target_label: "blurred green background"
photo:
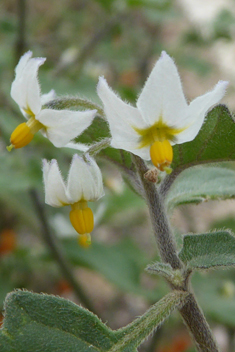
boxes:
[1,0,235,351]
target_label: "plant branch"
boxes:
[179,294,219,352]
[84,138,111,159]
[29,189,97,314]
[133,155,182,270]
[133,155,219,352]
[111,291,189,352]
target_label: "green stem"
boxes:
[110,291,188,352]
[43,97,105,118]
[29,189,98,314]
[83,138,111,159]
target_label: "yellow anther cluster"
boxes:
[69,201,94,244]
[7,116,43,151]
[9,123,34,150]
[150,140,173,171]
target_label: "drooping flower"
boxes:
[43,155,104,247]
[8,51,96,151]
[97,51,228,172]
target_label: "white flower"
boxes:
[97,51,228,171]
[43,154,104,246]
[8,51,96,150]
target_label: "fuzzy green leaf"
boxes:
[179,231,235,270]
[0,290,188,352]
[166,164,235,210]
[172,105,235,170]
[146,262,184,286]
[146,262,175,279]
[0,290,118,352]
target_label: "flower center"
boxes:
[134,118,184,171]
[69,201,94,247]
[7,115,43,151]
[134,118,184,148]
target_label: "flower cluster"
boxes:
[8,51,97,151]
[43,155,104,247]
[97,51,228,172]
[8,51,228,246]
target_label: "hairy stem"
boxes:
[179,294,219,352]
[133,156,219,352]
[29,189,97,314]
[84,138,111,159]
[110,291,188,352]
[133,155,182,269]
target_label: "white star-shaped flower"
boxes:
[43,154,104,246]
[8,51,96,150]
[97,51,228,171]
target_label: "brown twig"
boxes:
[15,0,27,63]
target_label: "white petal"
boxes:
[136,51,188,127]
[42,159,69,207]
[42,158,50,185]
[85,156,104,200]
[124,144,151,160]
[97,77,146,151]
[11,56,46,115]
[66,155,104,202]
[175,80,228,144]
[110,139,151,160]
[14,51,32,76]
[37,108,96,147]
[41,89,56,105]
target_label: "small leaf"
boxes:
[0,290,118,352]
[172,105,235,170]
[166,164,235,210]
[146,262,184,286]
[179,230,235,270]
[146,262,175,280]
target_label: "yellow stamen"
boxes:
[150,140,173,171]
[7,116,43,151]
[78,233,91,248]
[70,201,94,235]
[9,123,34,149]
